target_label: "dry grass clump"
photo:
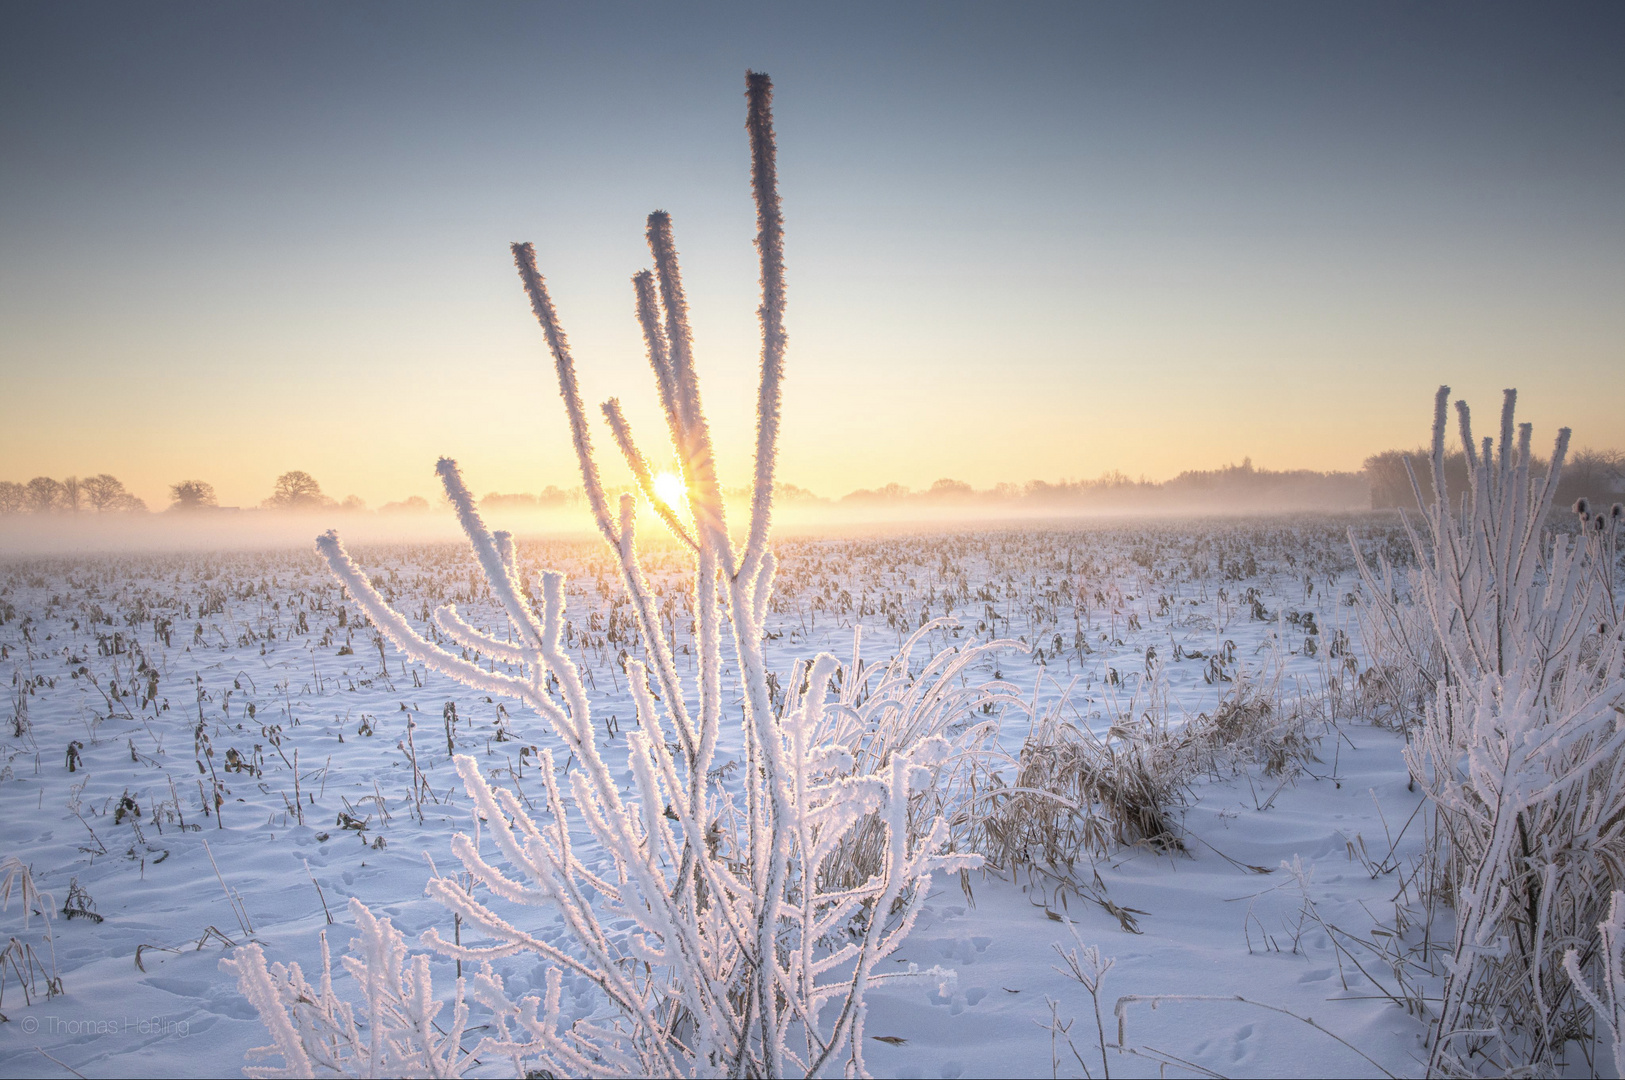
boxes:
[0,857,63,1013]
[1193,671,1325,781]
[963,698,1191,886]
[955,704,1187,932]
[965,664,1328,898]
[968,704,1189,864]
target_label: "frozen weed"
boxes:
[230,73,980,1079]
[0,856,62,1010]
[59,877,101,923]
[1564,890,1625,1076]
[1356,388,1625,1074]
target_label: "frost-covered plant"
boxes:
[1,856,62,1009]
[1354,387,1625,1073]
[231,72,985,1078]
[223,898,469,1079]
[800,621,1022,890]
[1565,890,1625,1077]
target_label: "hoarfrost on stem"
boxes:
[1354,387,1625,1074]
[229,71,1006,1079]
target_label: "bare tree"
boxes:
[24,477,64,513]
[82,474,147,512]
[263,471,330,510]
[0,482,24,514]
[168,479,218,511]
[59,476,83,513]
[925,478,974,500]
[83,474,121,511]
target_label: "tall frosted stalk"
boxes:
[232,71,1002,1079]
[743,69,788,585]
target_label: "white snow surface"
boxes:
[0,520,1458,1078]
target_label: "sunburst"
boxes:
[652,471,688,509]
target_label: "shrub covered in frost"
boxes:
[1355,387,1625,1074]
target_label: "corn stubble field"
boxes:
[0,517,1424,1076]
[2,503,1619,1078]
[5,72,1624,1079]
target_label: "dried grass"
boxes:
[962,655,1327,908]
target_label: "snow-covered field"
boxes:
[0,517,1470,1077]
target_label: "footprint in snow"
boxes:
[1233,1023,1254,1061]
[142,975,210,998]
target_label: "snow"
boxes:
[0,519,1464,1077]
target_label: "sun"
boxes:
[652,471,688,508]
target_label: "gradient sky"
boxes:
[2,2,1621,510]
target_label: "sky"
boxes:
[2,2,1622,510]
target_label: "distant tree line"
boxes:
[0,471,366,515]
[1363,447,1624,510]
[823,450,1624,513]
[5,452,1620,519]
[0,475,147,514]
[480,486,577,511]
[829,459,1371,512]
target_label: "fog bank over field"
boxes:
[6,450,1623,555]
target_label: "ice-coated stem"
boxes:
[279,71,996,1080]
[742,70,788,587]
